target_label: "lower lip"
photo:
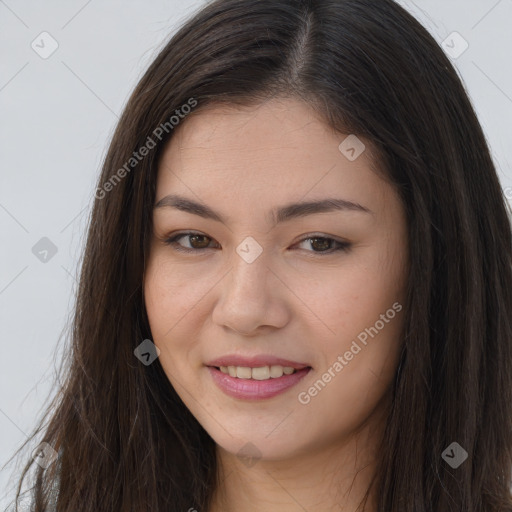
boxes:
[207,366,311,400]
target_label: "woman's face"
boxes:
[144,98,408,461]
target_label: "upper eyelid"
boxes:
[167,230,346,241]
[165,231,350,248]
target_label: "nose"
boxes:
[211,248,289,336]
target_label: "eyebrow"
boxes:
[153,194,373,224]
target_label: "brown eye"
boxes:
[187,234,211,249]
[295,236,351,254]
[163,231,351,256]
[164,232,218,252]
[310,237,332,251]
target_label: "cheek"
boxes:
[294,256,404,340]
[143,257,212,373]
[300,255,405,403]
[144,261,187,365]
[144,256,204,335]
[299,310,403,440]
[144,267,172,337]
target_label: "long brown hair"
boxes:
[6,0,512,510]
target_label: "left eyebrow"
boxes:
[153,193,373,225]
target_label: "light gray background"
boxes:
[1,0,511,507]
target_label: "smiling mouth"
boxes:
[212,364,311,380]
[207,365,312,400]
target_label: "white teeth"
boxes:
[236,366,252,379]
[251,366,270,380]
[218,365,298,380]
[269,365,284,378]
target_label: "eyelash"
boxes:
[162,231,351,256]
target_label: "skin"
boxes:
[144,97,409,511]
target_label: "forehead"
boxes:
[155,98,394,219]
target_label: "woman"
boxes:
[8,0,512,510]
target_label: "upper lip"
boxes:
[206,355,311,370]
